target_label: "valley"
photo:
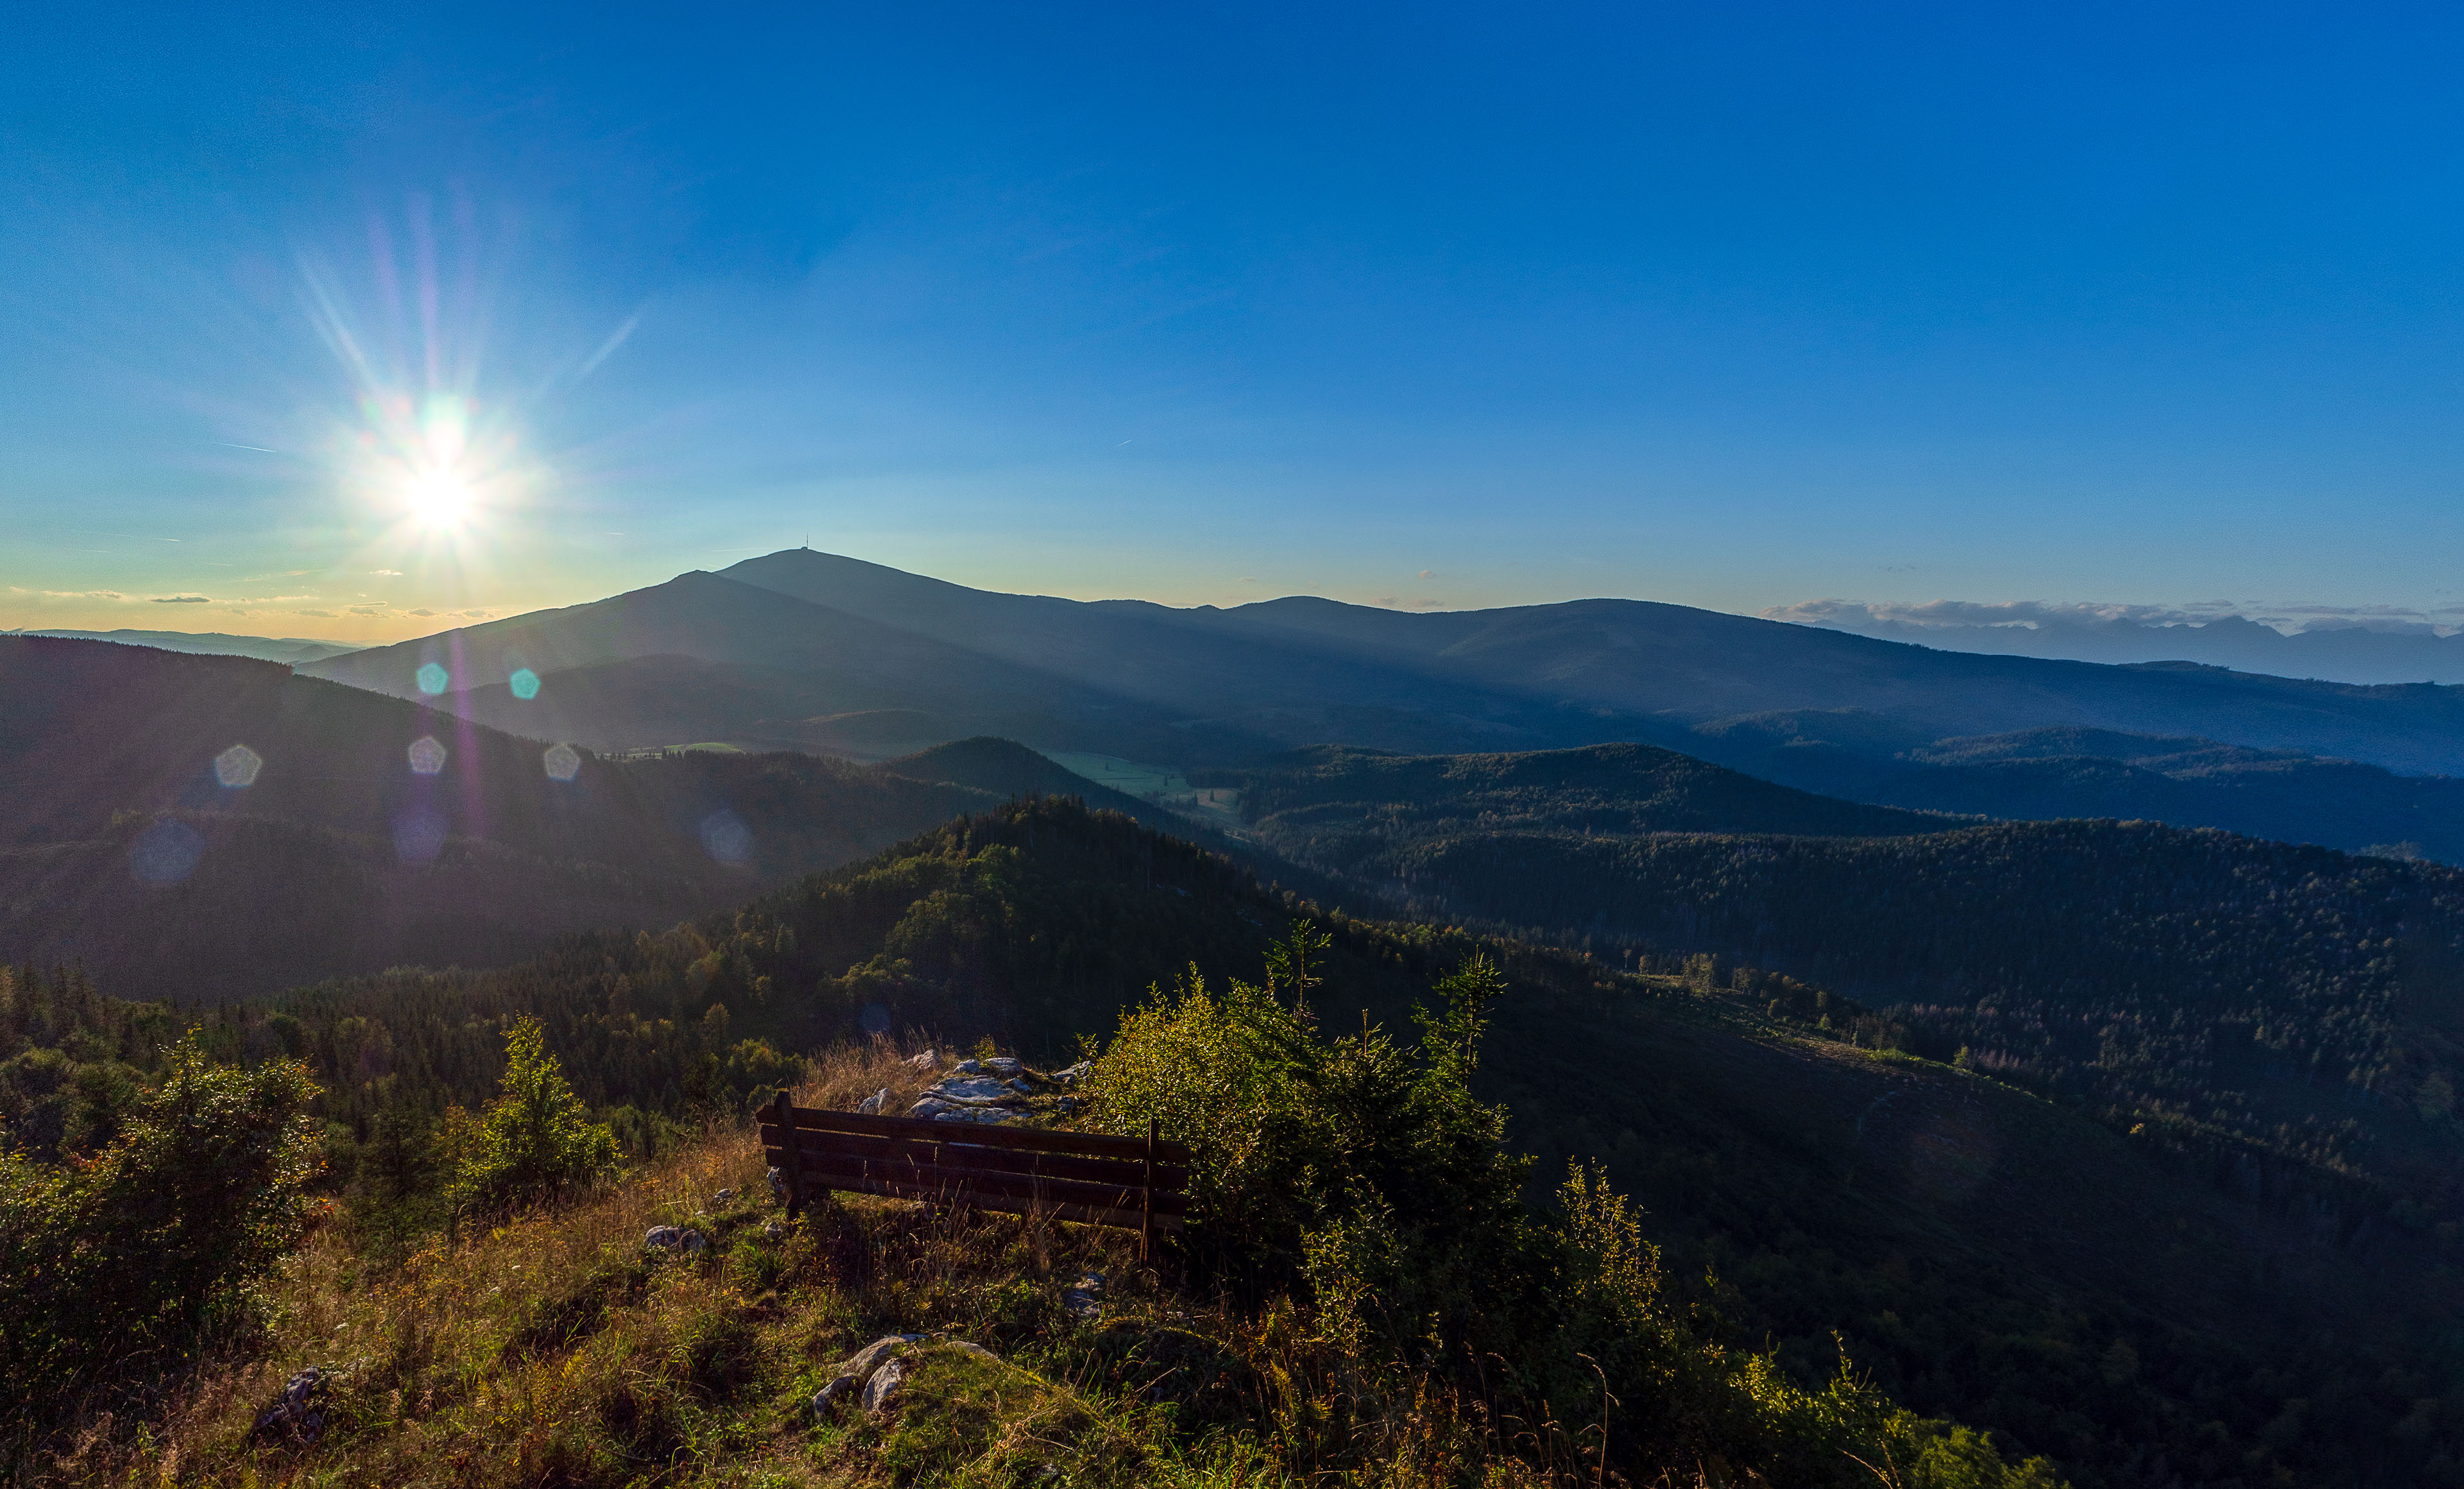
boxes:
[16,561,2464,1485]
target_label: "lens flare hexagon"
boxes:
[214,744,263,788]
[699,809,753,865]
[509,667,541,700]
[415,662,450,695]
[543,742,581,781]
[130,818,207,885]
[391,806,449,865]
[407,735,448,775]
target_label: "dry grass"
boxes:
[18,1039,1608,1489]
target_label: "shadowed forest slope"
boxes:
[14,799,2462,1485]
[0,638,1031,1000]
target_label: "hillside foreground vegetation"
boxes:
[9,799,2464,1485]
[4,968,2051,1486]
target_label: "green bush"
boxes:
[0,1034,322,1422]
[1083,924,1527,1295]
[1084,926,2061,1488]
[445,1018,620,1215]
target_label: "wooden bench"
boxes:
[760,1091,1194,1255]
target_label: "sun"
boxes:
[407,468,473,529]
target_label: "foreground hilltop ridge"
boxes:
[8,799,2462,1483]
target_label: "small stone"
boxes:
[955,1058,983,1075]
[248,1366,329,1445]
[1005,1078,1034,1094]
[862,1356,906,1415]
[856,1087,890,1116]
[927,1075,1019,1103]
[767,1165,789,1202]
[946,1340,998,1361]
[680,1229,709,1253]
[839,1333,926,1385]
[907,1048,937,1068]
[1052,1061,1092,1084]
[812,1374,856,1417]
[1064,1269,1106,1320]
[934,1105,1020,1125]
[712,1189,736,1205]
[644,1225,683,1250]
[909,1097,954,1119]
[982,1056,1023,1077]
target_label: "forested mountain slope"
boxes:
[0,638,1009,1000]
[12,797,2459,1485]
[1247,783,2464,1234]
[1684,714,2464,862]
[1208,742,1959,856]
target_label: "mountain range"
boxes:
[301,550,2464,781]
[0,637,1187,1001]
[4,627,363,666]
[24,559,2464,1482]
[1776,602,2464,683]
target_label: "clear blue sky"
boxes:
[7,3,2464,640]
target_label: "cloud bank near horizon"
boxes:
[1767,597,2464,638]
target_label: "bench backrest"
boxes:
[760,1091,1194,1252]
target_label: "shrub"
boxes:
[0,1034,321,1422]
[1084,924,1527,1298]
[1085,926,2061,1487]
[445,1018,620,1214]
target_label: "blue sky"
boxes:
[7,3,2464,641]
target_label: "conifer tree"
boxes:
[447,1018,618,1213]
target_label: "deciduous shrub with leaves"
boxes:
[0,1034,321,1423]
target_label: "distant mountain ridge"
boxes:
[297,550,2464,780]
[4,627,362,665]
[1777,602,2464,683]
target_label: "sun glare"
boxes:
[409,468,472,529]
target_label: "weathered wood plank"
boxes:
[769,1147,1193,1216]
[757,1123,1188,1189]
[771,1105,1192,1164]
[808,1168,1189,1230]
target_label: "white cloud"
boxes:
[347,604,386,615]
[150,594,210,604]
[368,569,402,576]
[294,609,338,618]
[405,608,437,617]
